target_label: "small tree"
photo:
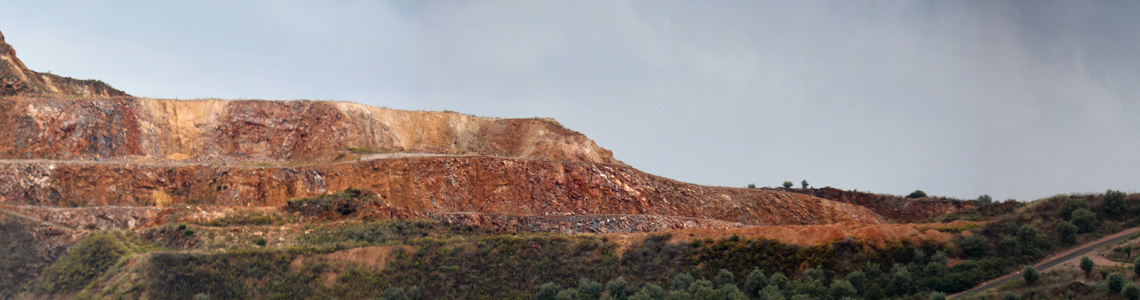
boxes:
[671,273,694,291]
[1126,245,1134,258]
[758,285,784,300]
[1124,282,1140,300]
[606,277,630,300]
[801,180,809,189]
[828,279,857,299]
[538,282,562,300]
[1060,198,1090,219]
[928,292,947,300]
[1022,265,1039,285]
[907,190,928,199]
[1104,189,1127,216]
[717,269,735,287]
[782,181,793,188]
[579,278,603,299]
[1080,256,1095,278]
[1072,209,1096,233]
[1110,273,1126,294]
[743,268,768,296]
[1056,221,1078,244]
[1134,256,1140,277]
[977,194,993,204]
[747,183,757,189]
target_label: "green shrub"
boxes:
[1105,189,1128,216]
[977,195,992,204]
[1022,265,1039,285]
[747,184,757,189]
[1072,209,1096,233]
[254,238,267,247]
[1124,282,1140,300]
[1060,198,1090,219]
[34,232,129,293]
[1080,256,1095,278]
[1109,272,1125,294]
[1056,221,1078,244]
[606,277,630,300]
[907,190,928,199]
[671,273,694,291]
[743,268,767,296]
[928,291,947,300]
[783,181,793,188]
[537,282,562,300]
[801,180,809,189]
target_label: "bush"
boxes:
[716,269,735,286]
[783,181,793,188]
[254,238,267,247]
[961,235,988,258]
[671,273,694,291]
[929,291,947,300]
[748,184,757,189]
[1060,198,1090,219]
[801,180,809,189]
[1022,266,1039,285]
[1071,209,1096,233]
[743,268,767,296]
[907,190,928,199]
[537,282,562,300]
[1105,189,1128,216]
[1134,257,1140,277]
[977,195,992,204]
[1056,221,1078,244]
[758,285,784,300]
[1110,273,1125,294]
[607,277,630,300]
[579,278,603,299]
[1002,292,1020,300]
[555,288,578,300]
[1125,282,1140,300]
[33,232,129,292]
[1080,256,1095,278]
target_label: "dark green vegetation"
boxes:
[9,190,1140,299]
[285,188,380,219]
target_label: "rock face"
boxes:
[0,25,886,235]
[0,157,884,226]
[0,30,127,97]
[0,96,620,164]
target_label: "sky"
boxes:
[2,1,1138,201]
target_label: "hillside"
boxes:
[8,25,1099,300]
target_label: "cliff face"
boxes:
[0,96,620,164]
[0,31,127,97]
[0,157,883,226]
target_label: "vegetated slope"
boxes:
[782,187,979,223]
[0,31,126,97]
[0,96,620,164]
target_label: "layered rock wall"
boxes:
[0,157,883,226]
[0,97,620,164]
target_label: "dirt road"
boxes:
[949,227,1140,298]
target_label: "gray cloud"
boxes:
[1,0,1137,200]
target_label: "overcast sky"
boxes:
[2,1,1138,201]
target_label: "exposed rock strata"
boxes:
[0,96,619,164]
[0,157,884,226]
